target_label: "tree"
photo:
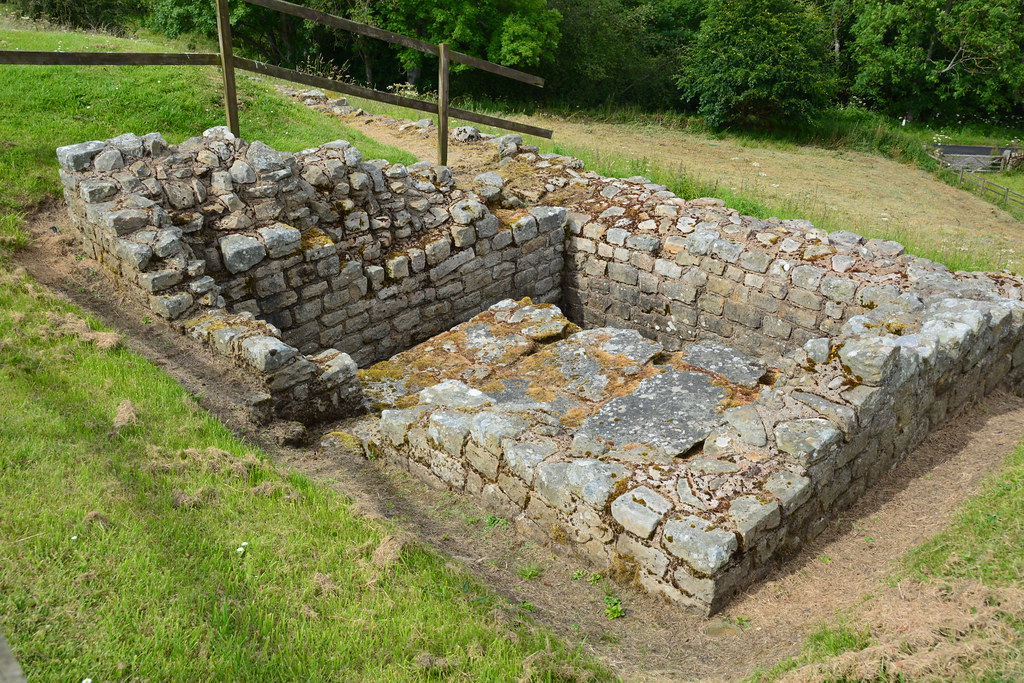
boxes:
[677,0,835,129]
[849,0,1024,120]
[373,0,561,84]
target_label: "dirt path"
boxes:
[333,107,1024,273]
[17,207,1024,682]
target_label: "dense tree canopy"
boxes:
[5,0,1023,129]
[678,0,835,128]
[848,0,1024,119]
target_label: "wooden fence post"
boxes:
[437,42,449,166]
[215,0,240,137]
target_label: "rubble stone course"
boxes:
[57,109,1024,614]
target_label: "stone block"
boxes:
[220,234,267,274]
[611,486,671,539]
[663,516,738,575]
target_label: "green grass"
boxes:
[0,224,608,680]
[747,622,874,682]
[903,441,1024,586]
[0,23,416,212]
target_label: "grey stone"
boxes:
[774,419,842,465]
[451,199,487,225]
[246,140,291,173]
[139,269,182,292]
[257,223,302,258]
[418,380,494,408]
[469,411,527,456]
[450,223,476,248]
[78,180,117,203]
[792,392,857,433]
[728,496,781,545]
[681,342,767,388]
[791,265,825,290]
[149,292,192,319]
[611,486,671,539]
[229,160,256,184]
[380,407,427,447]
[108,132,144,157]
[219,234,267,274]
[566,460,629,508]
[115,239,152,270]
[663,516,737,574]
[425,237,451,265]
[821,276,858,302]
[865,238,905,259]
[838,336,900,385]
[511,215,538,244]
[427,410,472,457]
[763,470,811,512]
[94,148,124,172]
[723,405,767,446]
[241,335,298,372]
[453,126,481,142]
[141,132,168,156]
[529,206,567,233]
[56,140,105,171]
[578,369,727,456]
[504,440,557,484]
[827,230,865,251]
[536,462,573,511]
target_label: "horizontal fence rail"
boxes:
[234,57,553,139]
[0,0,552,165]
[957,168,1024,211]
[929,151,1024,211]
[243,0,545,87]
[0,51,220,66]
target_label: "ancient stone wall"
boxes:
[56,122,1024,612]
[56,129,565,421]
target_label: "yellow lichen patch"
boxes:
[559,406,590,429]
[394,395,420,409]
[301,227,334,249]
[526,384,557,403]
[325,431,364,452]
[883,319,908,335]
[357,359,406,382]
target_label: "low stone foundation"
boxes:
[56,121,1024,612]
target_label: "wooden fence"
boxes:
[929,152,1024,211]
[0,0,552,165]
[953,167,1024,211]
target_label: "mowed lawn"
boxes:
[0,24,608,681]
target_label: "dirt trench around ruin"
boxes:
[16,198,1024,682]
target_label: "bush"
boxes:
[677,0,835,130]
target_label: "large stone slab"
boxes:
[576,369,727,455]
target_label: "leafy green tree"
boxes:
[373,0,561,84]
[677,0,835,129]
[849,0,1024,120]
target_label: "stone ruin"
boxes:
[55,122,1024,614]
